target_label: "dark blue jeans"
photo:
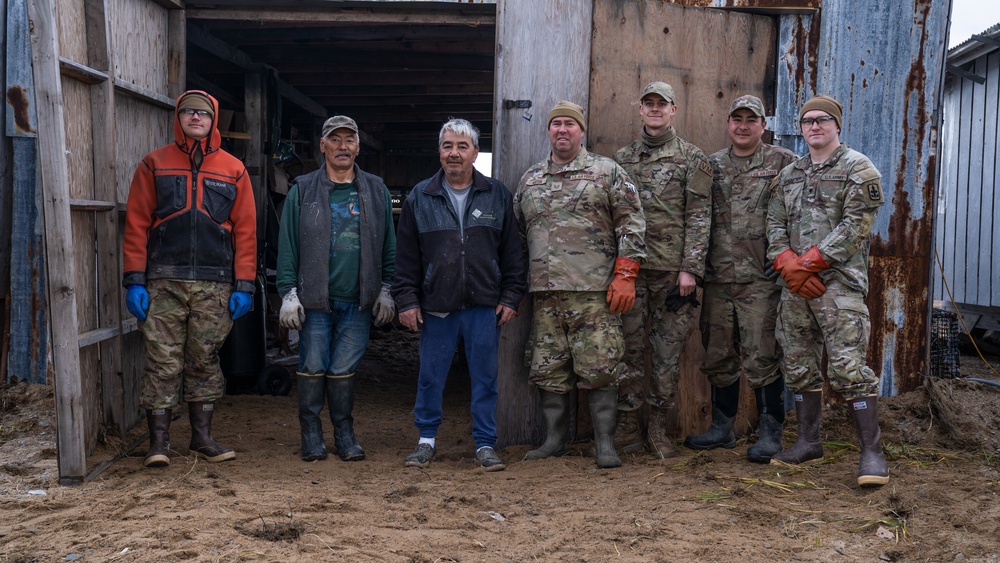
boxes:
[299,300,371,376]
[414,306,500,449]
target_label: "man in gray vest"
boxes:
[276,115,397,462]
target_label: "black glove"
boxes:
[664,285,700,313]
[763,260,780,282]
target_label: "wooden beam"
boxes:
[147,0,183,9]
[58,57,108,84]
[167,9,186,99]
[245,72,267,241]
[78,326,120,348]
[69,198,116,211]
[27,0,87,484]
[946,64,987,84]
[113,79,175,109]
[276,79,325,117]
[185,8,496,26]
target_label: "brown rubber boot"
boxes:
[613,410,644,453]
[144,408,172,468]
[646,407,676,459]
[524,390,572,460]
[188,402,236,463]
[848,395,890,487]
[771,390,824,465]
[589,388,622,468]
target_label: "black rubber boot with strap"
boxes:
[771,390,823,465]
[144,408,172,468]
[684,380,740,450]
[747,378,785,463]
[589,388,622,468]
[848,395,890,487]
[327,374,365,461]
[524,390,572,460]
[188,402,236,463]
[298,374,328,461]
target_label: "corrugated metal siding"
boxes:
[776,0,951,395]
[935,51,1000,309]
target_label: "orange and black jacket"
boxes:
[122,91,257,294]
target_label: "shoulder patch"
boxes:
[849,164,882,185]
[698,159,713,177]
[863,180,884,206]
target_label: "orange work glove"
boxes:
[797,274,827,299]
[772,249,798,273]
[607,258,640,313]
[780,246,830,294]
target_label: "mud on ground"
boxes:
[1,332,999,562]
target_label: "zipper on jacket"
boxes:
[190,169,198,269]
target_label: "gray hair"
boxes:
[438,118,480,148]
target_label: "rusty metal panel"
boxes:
[776,0,951,395]
[5,0,37,137]
[660,0,820,12]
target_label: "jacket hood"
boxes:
[173,90,222,159]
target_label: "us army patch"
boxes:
[864,181,884,205]
[623,180,639,205]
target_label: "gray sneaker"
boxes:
[475,446,506,472]
[404,443,435,468]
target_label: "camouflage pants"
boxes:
[527,291,623,393]
[139,279,234,409]
[699,280,783,389]
[618,270,698,411]
[775,280,879,398]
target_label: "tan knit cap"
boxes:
[177,92,215,118]
[799,95,842,129]
[547,100,586,131]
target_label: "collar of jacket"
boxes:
[420,168,492,196]
[794,142,847,171]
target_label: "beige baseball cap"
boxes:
[640,82,675,103]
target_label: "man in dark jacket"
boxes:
[276,115,396,462]
[393,118,527,472]
[123,90,257,468]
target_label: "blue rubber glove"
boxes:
[125,285,149,321]
[229,291,252,320]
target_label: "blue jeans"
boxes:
[414,306,500,449]
[299,301,371,376]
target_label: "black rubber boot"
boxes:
[298,374,328,461]
[747,378,785,463]
[524,390,572,460]
[188,402,236,462]
[683,380,739,450]
[848,395,890,487]
[771,390,823,465]
[589,388,622,468]
[328,375,365,461]
[144,408,172,468]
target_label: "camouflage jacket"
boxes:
[514,147,646,293]
[766,144,884,295]
[614,127,712,276]
[706,143,796,284]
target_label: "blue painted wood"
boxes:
[934,75,960,303]
[954,62,973,304]
[966,55,986,304]
[8,138,47,384]
[4,0,37,138]
[979,51,998,308]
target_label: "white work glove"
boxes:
[279,288,306,330]
[372,283,397,327]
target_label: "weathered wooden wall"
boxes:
[936,49,1000,316]
[589,1,776,436]
[493,0,594,447]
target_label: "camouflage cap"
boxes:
[322,115,359,137]
[729,95,766,118]
[640,82,674,103]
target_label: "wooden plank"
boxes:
[220,130,252,140]
[185,8,496,26]
[113,79,174,109]
[934,76,958,303]
[953,64,973,304]
[69,199,116,211]
[109,0,168,95]
[493,0,593,448]
[59,57,109,84]
[27,0,88,483]
[114,94,171,204]
[981,51,998,308]
[167,9,185,99]
[87,0,127,439]
[966,56,986,306]
[245,72,267,242]
[53,0,87,65]
[78,326,121,348]
[589,0,775,435]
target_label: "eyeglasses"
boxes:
[799,115,836,128]
[179,108,211,118]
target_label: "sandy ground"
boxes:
[2,330,1000,562]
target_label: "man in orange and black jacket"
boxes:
[122,90,257,469]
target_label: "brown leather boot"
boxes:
[646,407,676,459]
[613,410,644,453]
[771,390,823,465]
[188,402,236,463]
[144,408,171,468]
[848,395,890,487]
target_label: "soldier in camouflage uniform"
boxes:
[515,100,646,469]
[613,82,712,459]
[766,95,889,487]
[683,95,796,463]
